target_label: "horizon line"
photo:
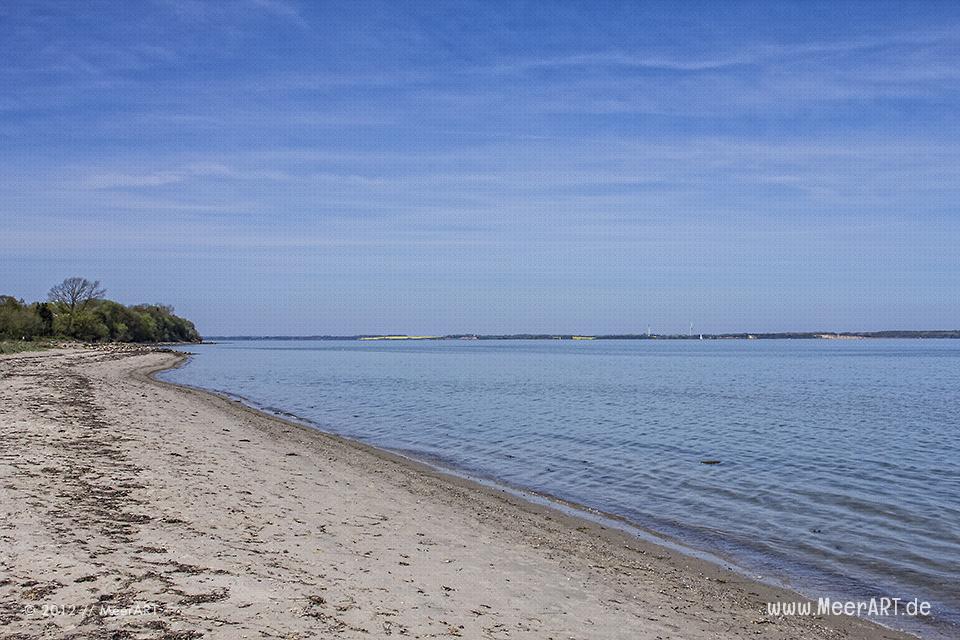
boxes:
[200,330,960,341]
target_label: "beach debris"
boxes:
[178,588,229,605]
[21,581,62,600]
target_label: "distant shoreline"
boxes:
[205,330,960,341]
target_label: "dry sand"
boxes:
[0,347,915,639]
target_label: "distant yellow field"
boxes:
[359,336,438,341]
[571,336,595,340]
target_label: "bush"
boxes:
[0,287,201,343]
[0,296,46,340]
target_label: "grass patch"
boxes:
[0,340,55,354]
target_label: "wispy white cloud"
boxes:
[80,162,304,190]
[470,25,960,113]
[247,0,309,29]
[490,52,749,73]
[160,0,308,29]
[13,135,951,228]
[492,26,960,74]
[85,172,184,189]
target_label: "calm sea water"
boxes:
[160,339,960,638]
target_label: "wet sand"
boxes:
[0,347,916,639]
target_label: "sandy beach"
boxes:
[0,347,915,639]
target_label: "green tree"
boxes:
[47,277,106,337]
[35,303,54,336]
[1,280,200,344]
[70,310,109,342]
[0,296,44,340]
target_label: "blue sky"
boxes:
[2,1,959,335]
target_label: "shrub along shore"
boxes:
[1,277,200,344]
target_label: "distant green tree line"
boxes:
[0,277,201,343]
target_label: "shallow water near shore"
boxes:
[160,339,960,638]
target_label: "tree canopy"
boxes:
[47,277,107,334]
[0,278,200,343]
